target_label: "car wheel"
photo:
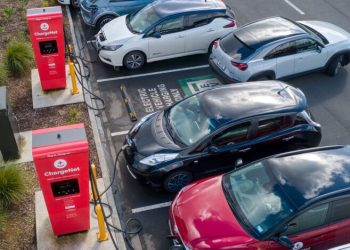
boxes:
[123,51,146,70]
[97,15,116,29]
[71,0,80,8]
[326,55,344,76]
[163,170,193,193]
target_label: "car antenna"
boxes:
[277,85,289,95]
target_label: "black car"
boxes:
[123,80,322,192]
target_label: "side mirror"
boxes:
[208,145,219,154]
[272,236,294,249]
[150,32,161,39]
[316,45,322,53]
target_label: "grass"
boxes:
[5,40,33,76]
[0,63,8,86]
[0,164,25,209]
[3,7,15,19]
[67,106,81,124]
[42,0,57,7]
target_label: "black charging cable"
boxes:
[89,148,143,250]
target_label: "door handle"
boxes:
[193,160,198,164]
[298,57,303,60]
[206,28,215,32]
[176,35,185,39]
[283,136,294,141]
[239,147,251,153]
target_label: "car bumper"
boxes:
[97,47,123,67]
[123,149,163,187]
[209,57,240,84]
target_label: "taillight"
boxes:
[231,61,248,71]
[213,40,219,49]
[223,19,236,28]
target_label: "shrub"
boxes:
[0,64,8,86]
[5,41,33,76]
[3,7,15,19]
[0,165,25,209]
[67,106,80,124]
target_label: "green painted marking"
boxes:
[178,74,222,96]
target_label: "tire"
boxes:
[326,55,344,76]
[97,15,116,29]
[163,170,193,193]
[71,0,80,8]
[123,51,146,70]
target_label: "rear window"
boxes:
[220,34,255,61]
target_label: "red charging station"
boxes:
[27,6,66,90]
[32,124,90,236]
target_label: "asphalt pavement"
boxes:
[72,0,350,249]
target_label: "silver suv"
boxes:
[209,17,350,82]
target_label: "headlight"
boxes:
[140,153,178,166]
[101,44,123,51]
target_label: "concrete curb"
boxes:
[66,6,127,250]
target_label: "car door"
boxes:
[184,122,253,177]
[327,197,350,247]
[183,13,216,53]
[248,115,294,160]
[264,41,297,79]
[294,38,328,74]
[269,203,333,250]
[148,15,185,59]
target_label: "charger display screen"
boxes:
[39,40,58,54]
[51,179,80,197]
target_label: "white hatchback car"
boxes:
[96,0,236,70]
[209,17,350,82]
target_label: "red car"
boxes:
[169,145,350,250]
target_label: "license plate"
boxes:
[217,60,226,71]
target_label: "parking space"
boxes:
[70,0,350,249]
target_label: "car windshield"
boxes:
[128,4,161,33]
[167,95,220,146]
[222,161,296,238]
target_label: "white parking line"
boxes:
[284,0,305,15]
[97,64,210,83]
[111,130,129,137]
[87,40,96,44]
[131,201,172,214]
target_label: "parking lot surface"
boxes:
[72,0,350,249]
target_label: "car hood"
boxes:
[173,175,256,249]
[100,15,135,44]
[131,112,179,156]
[299,20,350,44]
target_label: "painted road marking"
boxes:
[111,130,129,137]
[97,64,210,83]
[131,201,172,214]
[284,0,305,15]
[87,40,96,44]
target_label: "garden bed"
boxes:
[0,1,100,249]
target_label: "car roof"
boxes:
[268,145,350,208]
[235,17,306,49]
[198,81,304,124]
[153,0,226,17]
